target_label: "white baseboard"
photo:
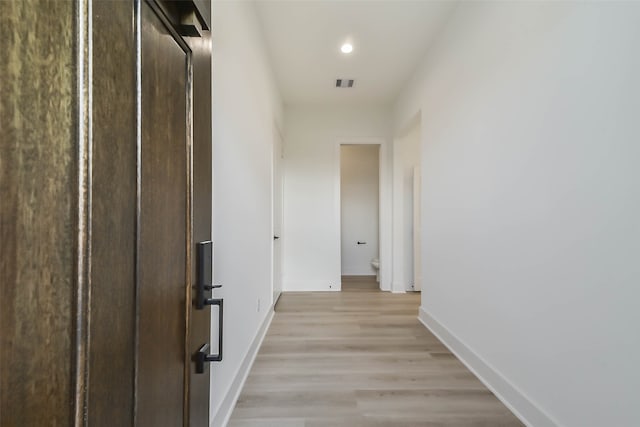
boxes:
[391,281,404,293]
[379,280,391,292]
[211,309,275,427]
[283,279,341,292]
[418,307,559,427]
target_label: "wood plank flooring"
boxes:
[228,277,524,427]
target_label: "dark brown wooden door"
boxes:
[1,1,212,425]
[137,2,213,425]
[187,8,214,427]
[1,2,77,425]
[138,2,190,426]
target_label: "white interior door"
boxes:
[272,127,284,304]
[413,166,422,291]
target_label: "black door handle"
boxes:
[194,298,223,373]
[274,235,280,240]
[357,241,366,245]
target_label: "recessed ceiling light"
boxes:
[341,43,353,54]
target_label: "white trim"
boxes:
[211,309,275,427]
[391,282,407,293]
[418,307,560,427]
[334,137,391,291]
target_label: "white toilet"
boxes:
[371,258,380,282]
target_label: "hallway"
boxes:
[229,278,523,426]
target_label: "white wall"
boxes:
[395,2,640,426]
[340,145,380,276]
[210,1,282,425]
[392,118,421,292]
[283,106,392,291]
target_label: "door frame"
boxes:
[333,137,391,291]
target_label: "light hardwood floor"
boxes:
[228,277,524,427]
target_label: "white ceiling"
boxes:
[254,0,456,106]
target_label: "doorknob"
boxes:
[274,235,280,240]
[194,298,223,373]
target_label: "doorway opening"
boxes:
[339,144,380,291]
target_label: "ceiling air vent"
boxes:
[336,79,354,88]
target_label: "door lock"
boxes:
[195,241,222,309]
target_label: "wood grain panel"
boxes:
[229,279,525,426]
[0,0,77,425]
[87,1,137,425]
[137,3,188,425]
[188,25,213,427]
